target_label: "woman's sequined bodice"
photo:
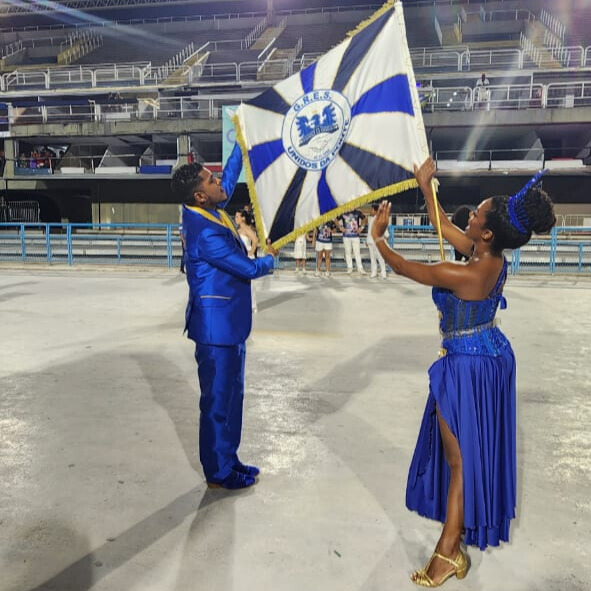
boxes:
[432,258,510,356]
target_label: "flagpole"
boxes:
[430,179,446,261]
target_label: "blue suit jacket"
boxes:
[183,204,274,346]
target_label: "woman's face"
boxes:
[465,198,493,240]
[234,211,244,225]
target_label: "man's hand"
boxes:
[265,238,279,257]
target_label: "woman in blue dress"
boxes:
[372,157,555,587]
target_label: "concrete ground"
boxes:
[0,266,589,591]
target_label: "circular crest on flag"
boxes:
[282,90,351,171]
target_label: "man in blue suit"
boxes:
[172,161,277,490]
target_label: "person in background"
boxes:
[293,232,311,274]
[235,208,259,312]
[242,202,260,257]
[313,221,336,277]
[336,208,367,274]
[475,72,490,110]
[450,205,473,262]
[366,202,389,279]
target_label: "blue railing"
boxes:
[388,225,591,274]
[0,222,178,267]
[1,223,590,274]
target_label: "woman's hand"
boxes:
[266,238,279,257]
[371,201,391,240]
[413,156,436,190]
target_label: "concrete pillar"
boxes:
[176,134,190,166]
[3,137,16,179]
[267,0,275,25]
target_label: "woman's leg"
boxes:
[369,244,377,276]
[412,407,464,583]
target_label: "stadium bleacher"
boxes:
[0,0,589,228]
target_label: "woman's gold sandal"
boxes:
[411,549,469,587]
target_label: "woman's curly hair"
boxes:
[485,187,556,254]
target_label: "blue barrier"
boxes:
[0,223,590,273]
[15,167,53,176]
[139,165,172,174]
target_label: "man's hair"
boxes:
[171,163,204,204]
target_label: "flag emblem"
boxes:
[283,90,351,171]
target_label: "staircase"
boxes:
[257,48,292,81]
[250,26,284,51]
[437,6,463,46]
[161,51,209,86]
[253,18,291,82]
[522,21,563,68]
[57,32,103,66]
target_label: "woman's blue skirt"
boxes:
[405,347,517,550]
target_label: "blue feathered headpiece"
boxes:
[507,169,548,235]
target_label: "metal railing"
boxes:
[12,150,184,173]
[1,61,153,91]
[0,5,380,32]
[6,78,591,129]
[3,42,590,94]
[420,80,591,111]
[0,223,179,267]
[542,28,572,67]
[414,43,590,71]
[1,223,590,274]
[485,9,536,22]
[540,8,566,41]
[0,40,23,57]
[245,17,267,48]
[9,141,589,178]
[0,11,269,33]
[0,201,40,223]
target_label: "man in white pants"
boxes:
[366,202,389,279]
[336,208,366,274]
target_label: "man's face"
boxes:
[194,168,226,208]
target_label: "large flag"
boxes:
[233,0,429,249]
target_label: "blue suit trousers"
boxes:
[195,342,246,481]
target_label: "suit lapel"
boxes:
[185,205,248,254]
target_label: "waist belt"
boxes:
[441,319,498,340]
[438,319,506,358]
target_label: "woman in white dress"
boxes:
[293,233,311,273]
[234,209,259,312]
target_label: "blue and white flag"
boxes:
[233,0,428,248]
